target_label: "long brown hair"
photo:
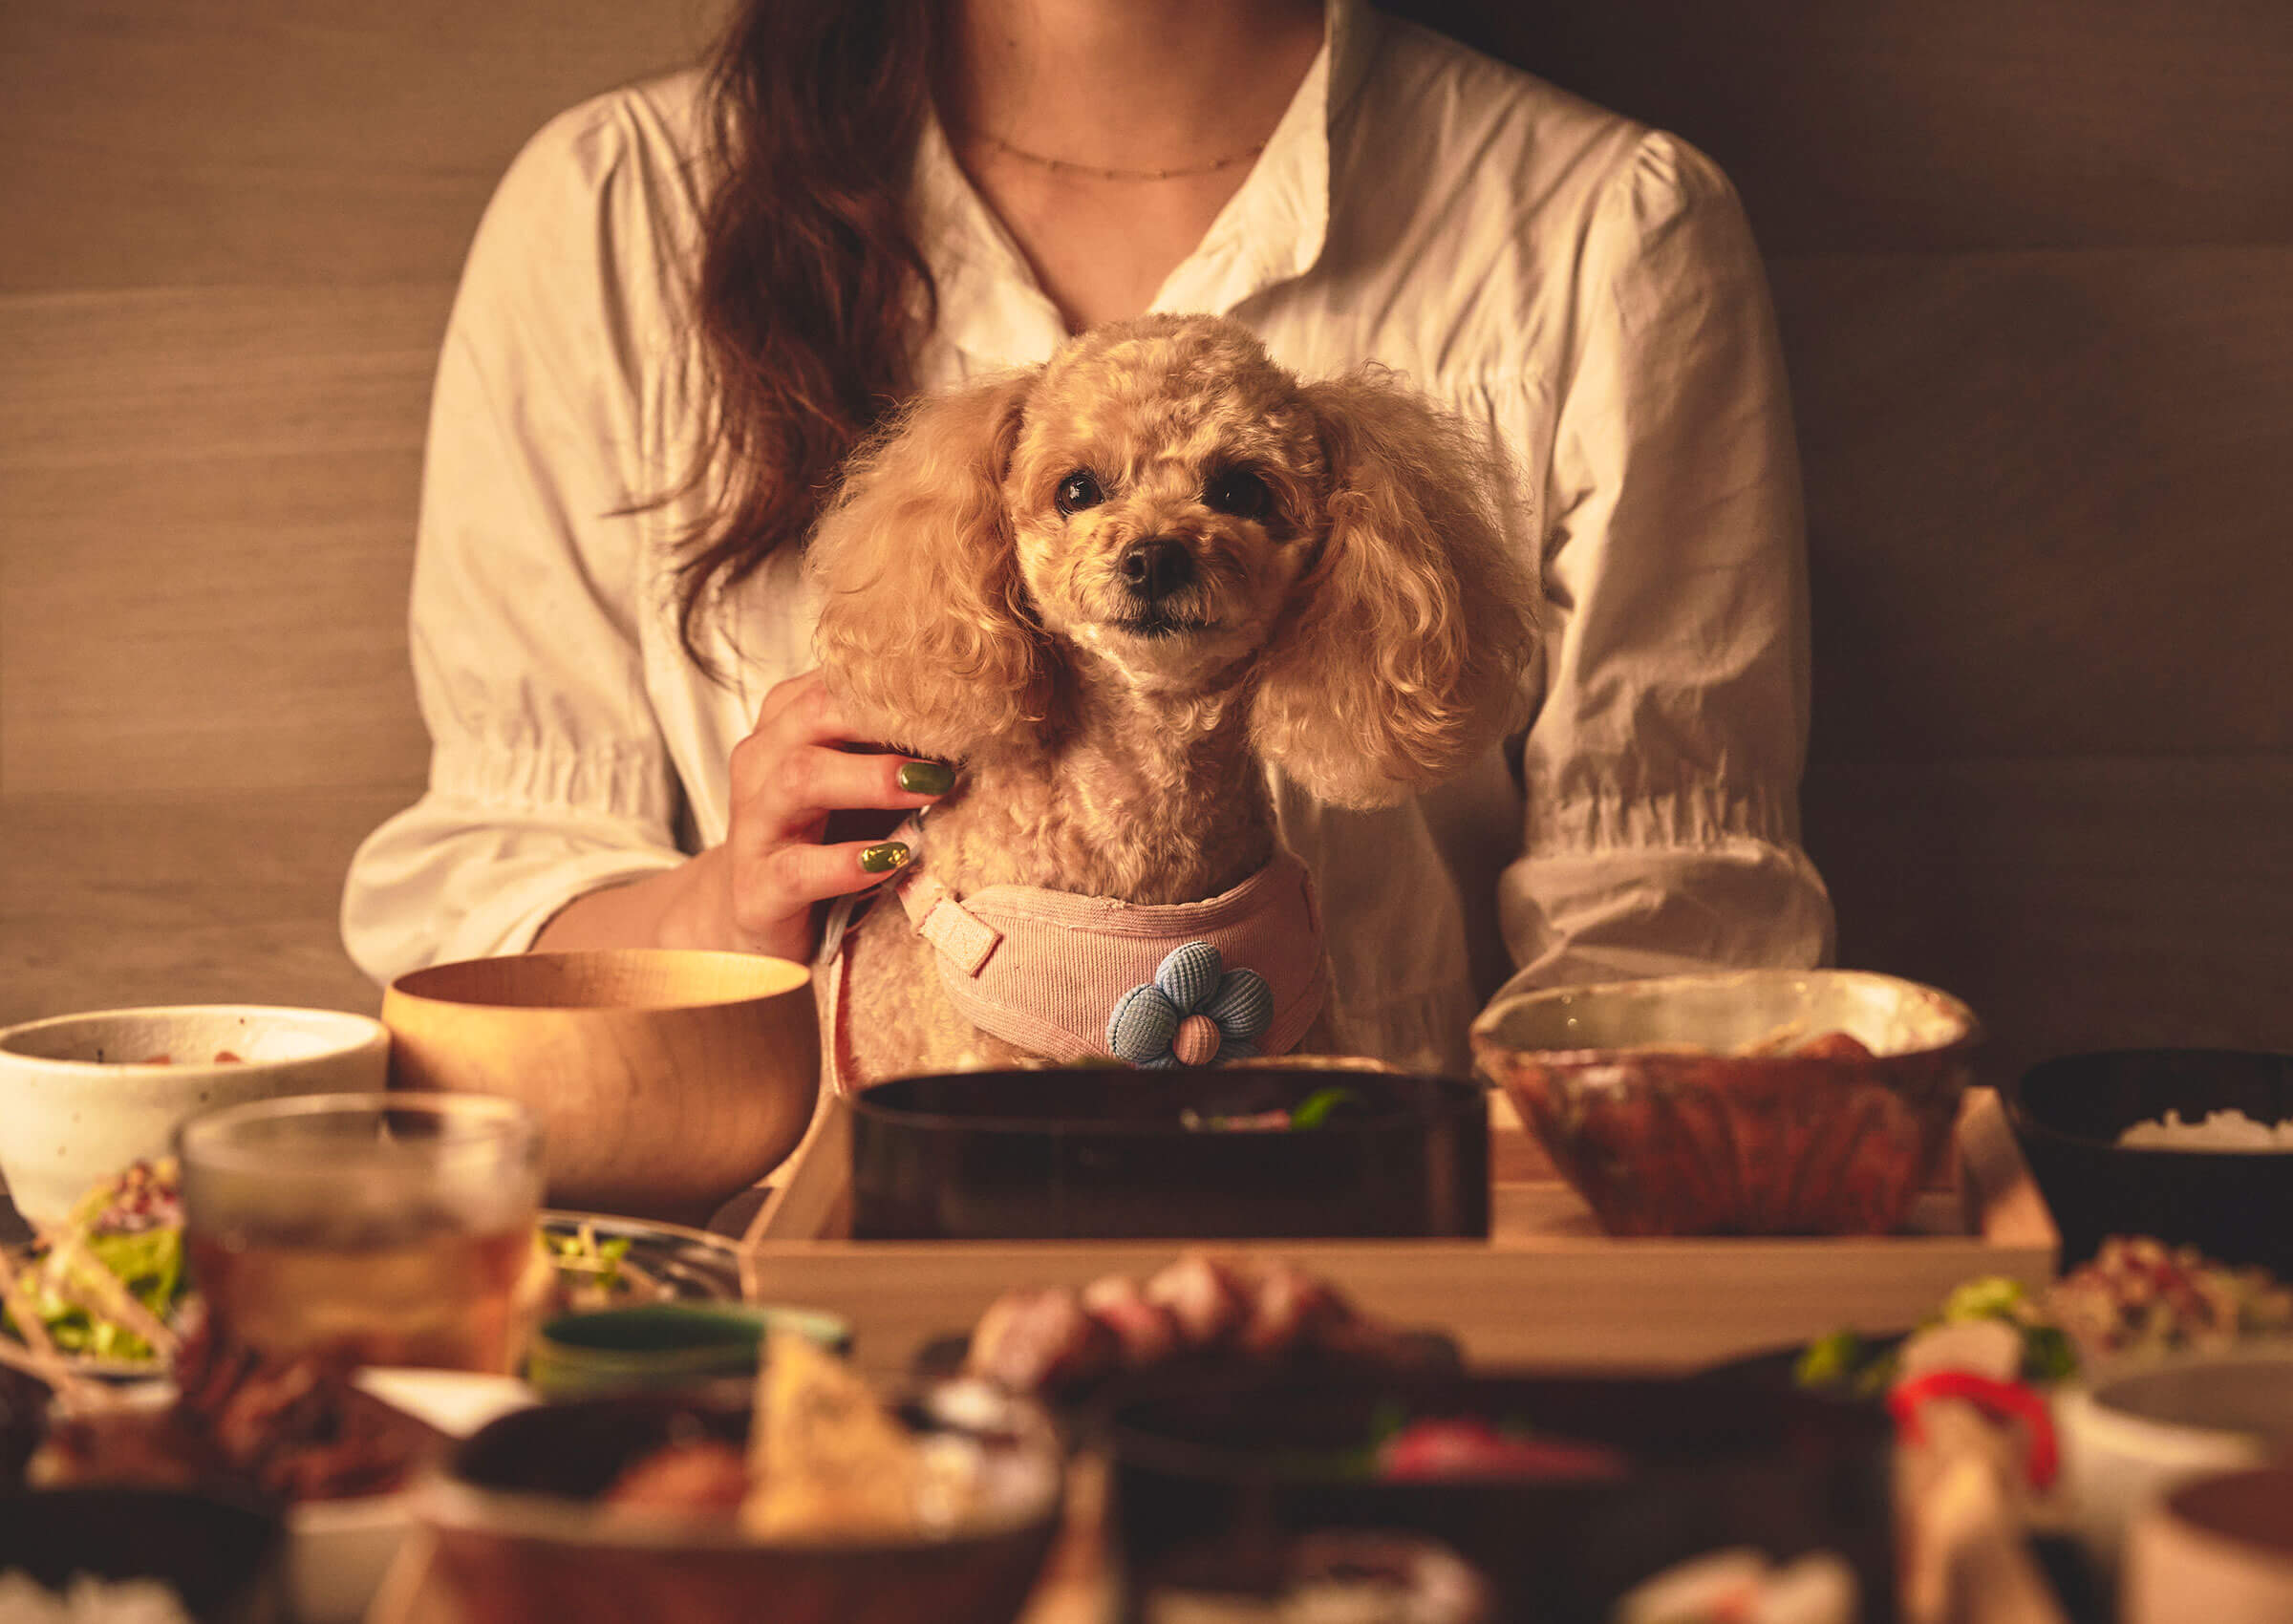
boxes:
[674,0,944,663]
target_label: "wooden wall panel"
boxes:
[0,1,730,1024]
[1391,0,2293,254]
[0,791,405,1026]
[0,0,731,292]
[1803,759,2293,1084]
[1772,247,2293,764]
[0,285,445,795]
[4,0,2289,1079]
[1396,0,2293,1070]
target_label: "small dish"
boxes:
[540,1209,750,1306]
[289,1368,536,1624]
[2055,1345,2293,1571]
[527,1302,852,1401]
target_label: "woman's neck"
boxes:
[946,0,1323,176]
[942,0,1326,331]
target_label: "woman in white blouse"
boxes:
[341,0,1834,1073]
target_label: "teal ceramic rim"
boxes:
[533,1301,851,1367]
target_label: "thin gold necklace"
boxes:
[963,125,1266,182]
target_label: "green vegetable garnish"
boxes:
[2018,1323,2080,1384]
[1287,1085,1361,1131]
[1937,1275,2031,1324]
[6,1226,184,1362]
[1792,1329,1867,1391]
[1930,1274,2081,1383]
[1793,1273,2085,1400]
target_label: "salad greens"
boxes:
[2,1159,189,1365]
[17,1229,183,1362]
[545,1221,677,1310]
[1792,1274,2078,1399]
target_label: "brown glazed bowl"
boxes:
[1469,970,1980,1237]
[414,1382,1063,1624]
[382,950,818,1228]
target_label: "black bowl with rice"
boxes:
[2003,1049,2293,1276]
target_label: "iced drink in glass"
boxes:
[177,1092,544,1375]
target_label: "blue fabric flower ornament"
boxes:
[1104,941,1274,1068]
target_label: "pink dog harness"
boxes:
[819,834,1326,1092]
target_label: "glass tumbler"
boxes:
[177,1092,544,1375]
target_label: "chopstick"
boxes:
[0,1247,104,1411]
[1897,1398,2069,1624]
[0,1245,63,1364]
[42,1229,181,1362]
[0,1333,96,1406]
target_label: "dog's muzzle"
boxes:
[1118,536,1195,602]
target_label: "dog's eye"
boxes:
[1054,471,1104,516]
[1204,466,1272,522]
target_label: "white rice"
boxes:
[0,1574,195,1624]
[2115,1107,2293,1151]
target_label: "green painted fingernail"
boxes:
[859,841,911,873]
[897,760,954,795]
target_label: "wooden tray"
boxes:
[738,1086,2058,1379]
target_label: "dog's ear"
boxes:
[1251,370,1540,808]
[807,369,1043,759]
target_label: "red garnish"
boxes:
[1377,1418,1627,1482]
[1887,1371,2058,1489]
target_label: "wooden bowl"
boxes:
[381,951,817,1227]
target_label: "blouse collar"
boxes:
[914,0,1378,366]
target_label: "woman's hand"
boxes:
[704,668,952,958]
[535,670,952,961]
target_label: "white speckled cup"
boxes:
[0,1004,389,1227]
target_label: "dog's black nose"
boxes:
[1118,537,1194,601]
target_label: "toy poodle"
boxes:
[806,313,1536,1088]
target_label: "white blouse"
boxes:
[341,0,1834,1074]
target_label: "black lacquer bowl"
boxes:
[0,1486,288,1624]
[1104,1367,1898,1624]
[847,1066,1489,1240]
[2003,1048,2293,1275]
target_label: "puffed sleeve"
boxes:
[340,96,692,984]
[1492,132,1835,994]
